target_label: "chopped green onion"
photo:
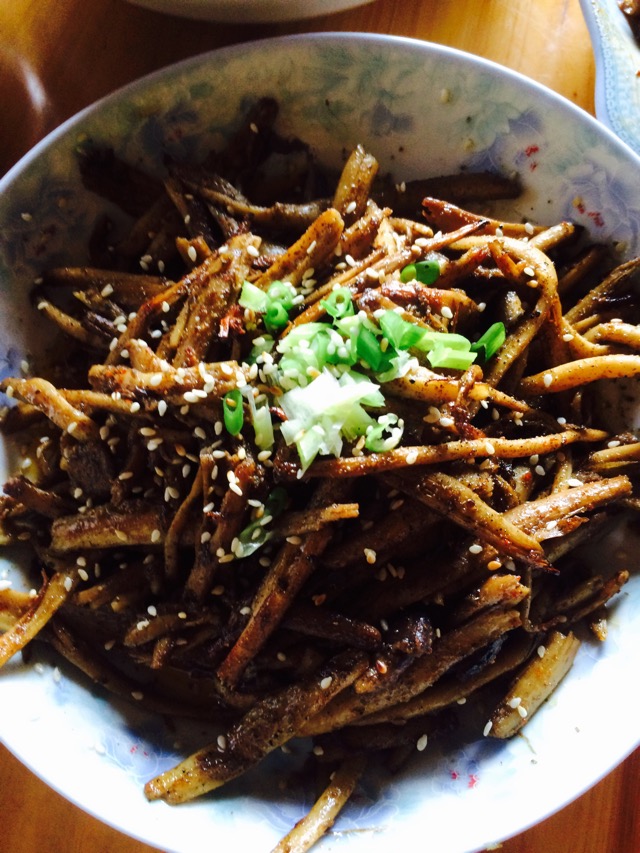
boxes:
[239,280,268,313]
[279,370,383,470]
[379,310,426,351]
[321,287,355,320]
[427,346,477,370]
[470,322,506,362]
[365,413,404,452]
[251,404,274,450]
[356,325,388,371]
[400,258,441,285]
[264,301,290,333]
[416,330,472,353]
[248,334,275,364]
[277,323,328,351]
[267,280,297,310]
[222,389,244,436]
[237,487,288,557]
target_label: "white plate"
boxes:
[580,0,640,153]
[1,33,640,853]
[125,0,375,23]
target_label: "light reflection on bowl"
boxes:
[0,46,50,175]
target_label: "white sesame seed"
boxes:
[439,416,455,428]
[468,543,483,555]
[535,465,546,476]
[537,645,546,658]
[320,676,333,690]
[147,605,158,617]
[416,734,429,751]
[543,373,553,388]
[131,691,144,701]
[151,529,161,543]
[566,478,583,487]
[78,568,89,582]
[364,548,377,564]
[286,535,302,545]
[517,704,528,718]
[63,576,73,592]
[507,696,522,708]
[101,284,114,297]
[441,306,453,320]
[345,200,357,214]
[483,720,493,737]
[405,449,419,465]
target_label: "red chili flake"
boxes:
[130,745,138,754]
[525,145,539,157]
[450,770,460,780]
[468,773,479,788]
[587,210,605,228]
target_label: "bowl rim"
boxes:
[3,30,640,194]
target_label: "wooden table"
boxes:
[0,0,638,850]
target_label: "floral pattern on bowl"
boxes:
[580,0,640,154]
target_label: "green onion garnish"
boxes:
[365,413,404,452]
[356,325,386,371]
[264,301,290,333]
[321,287,355,320]
[237,486,288,557]
[222,389,244,436]
[267,280,297,310]
[470,322,506,362]
[400,258,441,285]
[239,280,268,313]
[427,347,477,371]
[379,310,426,351]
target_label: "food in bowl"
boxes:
[1,90,639,851]
[1,34,640,853]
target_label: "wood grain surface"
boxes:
[0,1,638,851]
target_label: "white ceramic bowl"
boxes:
[1,33,640,853]
[125,0,375,23]
[580,0,640,154]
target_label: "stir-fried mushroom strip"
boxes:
[1,100,639,852]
